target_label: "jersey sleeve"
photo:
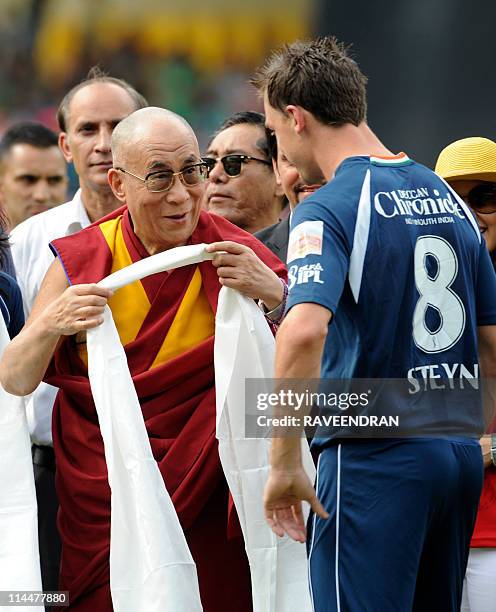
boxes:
[0,246,16,279]
[476,241,496,325]
[0,272,25,338]
[285,173,365,315]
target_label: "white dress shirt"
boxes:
[10,190,90,445]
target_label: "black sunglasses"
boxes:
[466,184,496,214]
[203,154,272,177]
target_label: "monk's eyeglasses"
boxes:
[202,154,272,178]
[115,162,209,193]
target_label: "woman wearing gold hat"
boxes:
[436,137,496,612]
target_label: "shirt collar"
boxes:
[75,189,91,228]
[65,189,91,236]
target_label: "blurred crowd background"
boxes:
[1,0,495,192]
[0,0,311,147]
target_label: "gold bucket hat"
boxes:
[435,137,496,183]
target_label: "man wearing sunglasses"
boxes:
[0,106,286,611]
[436,136,496,612]
[204,111,286,234]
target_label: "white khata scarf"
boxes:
[0,317,43,611]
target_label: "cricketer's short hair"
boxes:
[252,36,367,127]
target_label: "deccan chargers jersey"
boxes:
[286,154,496,441]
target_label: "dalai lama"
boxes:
[0,107,287,611]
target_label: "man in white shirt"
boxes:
[10,67,147,594]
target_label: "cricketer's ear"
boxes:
[285,105,307,135]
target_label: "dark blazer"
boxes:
[254,217,289,264]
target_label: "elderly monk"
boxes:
[0,107,287,611]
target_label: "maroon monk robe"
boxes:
[45,208,287,611]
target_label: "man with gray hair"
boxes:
[9,67,147,596]
[1,106,287,610]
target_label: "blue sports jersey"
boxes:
[286,154,496,442]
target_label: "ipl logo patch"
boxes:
[288,263,325,289]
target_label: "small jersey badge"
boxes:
[287,220,324,263]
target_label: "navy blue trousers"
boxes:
[307,438,483,612]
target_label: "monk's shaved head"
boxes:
[107,105,205,254]
[111,107,197,167]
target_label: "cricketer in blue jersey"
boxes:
[254,37,496,612]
